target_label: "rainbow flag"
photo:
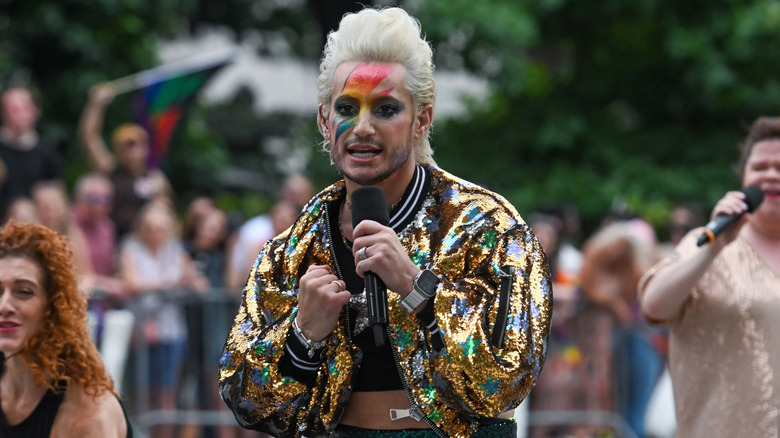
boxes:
[122,49,236,167]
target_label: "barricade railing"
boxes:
[88,288,670,438]
[90,287,245,437]
[526,409,640,438]
[522,322,670,438]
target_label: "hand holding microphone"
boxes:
[696,185,764,247]
[351,186,390,347]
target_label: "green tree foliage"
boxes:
[0,0,200,183]
[413,0,780,237]
[5,0,780,237]
[0,0,357,215]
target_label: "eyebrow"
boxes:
[10,278,40,288]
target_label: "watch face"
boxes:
[416,270,439,297]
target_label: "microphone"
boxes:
[351,186,390,347]
[696,185,764,247]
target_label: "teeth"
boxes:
[349,149,379,158]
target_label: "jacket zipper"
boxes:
[324,204,346,295]
[325,200,445,437]
[387,324,447,437]
[323,202,354,434]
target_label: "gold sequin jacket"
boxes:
[220,167,552,437]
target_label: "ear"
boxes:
[317,105,330,137]
[413,104,433,139]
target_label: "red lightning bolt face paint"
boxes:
[332,63,398,143]
[326,61,422,189]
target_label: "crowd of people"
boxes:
[527,207,675,438]
[526,118,780,438]
[0,83,313,438]
[2,5,780,438]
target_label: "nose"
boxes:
[0,291,14,316]
[351,109,376,137]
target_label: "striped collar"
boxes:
[388,164,429,232]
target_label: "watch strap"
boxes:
[401,270,437,312]
[401,287,427,312]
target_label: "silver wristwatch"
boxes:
[401,269,440,312]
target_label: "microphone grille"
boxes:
[351,186,390,227]
[742,185,764,213]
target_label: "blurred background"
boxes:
[5,0,779,236]
[3,0,779,437]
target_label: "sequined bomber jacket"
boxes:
[219,167,552,438]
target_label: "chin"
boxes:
[0,346,22,357]
[345,172,390,187]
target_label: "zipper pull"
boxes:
[389,405,425,422]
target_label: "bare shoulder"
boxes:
[51,384,128,438]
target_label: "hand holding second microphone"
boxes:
[696,185,764,247]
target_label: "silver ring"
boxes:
[358,246,368,261]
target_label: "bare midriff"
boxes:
[338,390,514,430]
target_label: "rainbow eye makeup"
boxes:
[331,63,404,143]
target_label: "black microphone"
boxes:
[696,185,764,247]
[351,186,390,347]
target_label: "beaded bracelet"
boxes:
[292,318,326,358]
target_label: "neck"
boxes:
[122,161,147,177]
[74,208,96,226]
[2,352,43,396]
[194,237,216,251]
[0,126,37,149]
[343,163,415,211]
[341,164,417,240]
[744,221,780,245]
[1,352,50,425]
[339,197,355,243]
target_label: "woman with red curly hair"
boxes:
[0,221,132,437]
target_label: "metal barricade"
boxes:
[91,287,245,437]
[90,289,671,438]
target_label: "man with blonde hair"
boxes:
[220,7,552,438]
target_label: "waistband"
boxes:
[330,419,517,438]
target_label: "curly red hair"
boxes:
[0,220,116,396]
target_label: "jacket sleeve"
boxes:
[414,200,553,422]
[218,236,317,437]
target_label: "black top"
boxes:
[110,166,154,239]
[0,388,134,438]
[0,137,62,218]
[280,165,439,390]
[0,390,62,437]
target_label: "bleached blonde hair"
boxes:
[317,7,436,166]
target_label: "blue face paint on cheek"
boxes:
[334,116,355,144]
[331,63,397,145]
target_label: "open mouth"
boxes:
[764,188,780,195]
[0,322,19,329]
[761,188,780,199]
[347,146,381,159]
